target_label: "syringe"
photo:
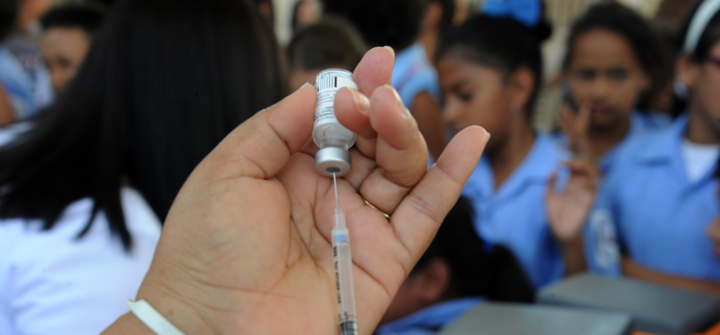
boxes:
[331,171,359,335]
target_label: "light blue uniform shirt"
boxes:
[374,298,482,335]
[391,43,440,110]
[554,111,671,173]
[461,134,569,288]
[590,114,720,280]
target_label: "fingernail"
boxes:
[350,88,370,115]
[298,82,311,92]
[383,46,395,60]
[479,126,491,140]
[388,86,405,111]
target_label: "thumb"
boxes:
[196,84,317,181]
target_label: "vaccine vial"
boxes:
[313,69,357,177]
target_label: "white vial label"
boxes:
[314,75,358,128]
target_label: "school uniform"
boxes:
[461,134,569,288]
[554,111,671,173]
[0,187,161,335]
[588,114,720,280]
[374,297,482,335]
[391,42,441,110]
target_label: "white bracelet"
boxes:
[126,299,186,335]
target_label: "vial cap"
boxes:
[315,147,351,177]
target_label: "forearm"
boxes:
[622,257,720,296]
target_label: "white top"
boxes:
[681,138,720,183]
[0,187,161,335]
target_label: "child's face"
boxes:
[438,57,513,149]
[567,29,650,129]
[41,27,91,94]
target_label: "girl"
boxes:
[436,1,599,289]
[0,0,285,333]
[586,0,720,294]
[560,3,672,171]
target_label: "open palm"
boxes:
[132,48,489,335]
[546,160,599,243]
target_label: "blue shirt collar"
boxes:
[635,114,688,164]
[374,298,482,335]
[465,133,569,200]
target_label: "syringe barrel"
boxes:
[332,228,358,335]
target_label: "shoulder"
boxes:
[0,186,160,261]
[613,116,682,167]
[602,116,684,191]
[633,111,672,130]
[392,44,440,107]
[0,187,160,334]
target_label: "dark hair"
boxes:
[322,0,426,51]
[436,13,552,119]
[432,0,456,33]
[251,0,275,28]
[671,0,720,116]
[287,17,367,72]
[413,197,535,302]
[40,3,107,38]
[564,2,669,112]
[0,0,18,41]
[0,0,286,250]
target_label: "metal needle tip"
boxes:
[333,172,339,210]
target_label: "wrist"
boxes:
[559,237,584,250]
[135,267,216,334]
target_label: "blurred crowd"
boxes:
[0,0,719,333]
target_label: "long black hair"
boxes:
[0,0,286,250]
[564,2,669,112]
[436,12,552,120]
[0,0,18,42]
[413,197,535,302]
[672,0,720,117]
[322,0,426,51]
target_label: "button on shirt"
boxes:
[462,134,570,288]
[374,297,482,335]
[591,114,720,280]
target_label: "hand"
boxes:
[558,102,592,163]
[122,47,489,335]
[546,159,599,244]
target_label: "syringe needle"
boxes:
[333,172,339,210]
[330,172,358,335]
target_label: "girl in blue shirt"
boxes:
[376,198,533,335]
[435,3,599,288]
[583,0,720,295]
[558,3,671,172]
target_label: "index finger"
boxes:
[353,47,395,95]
